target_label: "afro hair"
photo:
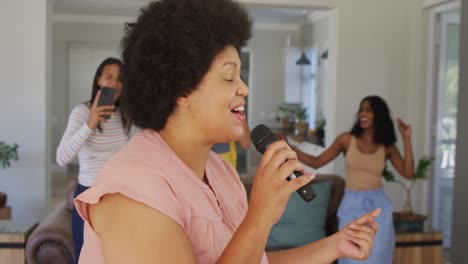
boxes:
[120,0,252,130]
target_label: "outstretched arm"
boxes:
[292,133,348,169]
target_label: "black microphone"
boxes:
[250,124,316,203]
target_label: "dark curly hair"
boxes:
[86,57,131,134]
[120,0,252,130]
[350,95,396,146]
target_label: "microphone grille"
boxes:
[250,124,272,145]
[250,124,278,154]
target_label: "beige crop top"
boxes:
[345,136,386,190]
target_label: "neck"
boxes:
[159,118,211,181]
[361,129,374,143]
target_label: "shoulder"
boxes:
[73,103,90,112]
[337,132,351,145]
[81,147,187,227]
[69,104,90,119]
[87,192,196,263]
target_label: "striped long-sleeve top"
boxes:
[56,104,129,186]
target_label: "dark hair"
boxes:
[350,95,396,146]
[120,0,252,130]
[87,57,130,133]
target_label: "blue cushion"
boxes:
[266,180,332,250]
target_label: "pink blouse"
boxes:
[75,130,268,263]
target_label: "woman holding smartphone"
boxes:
[56,57,131,263]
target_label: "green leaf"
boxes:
[414,156,434,180]
[0,142,19,170]
[382,164,396,182]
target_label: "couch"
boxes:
[26,181,76,264]
[241,174,345,240]
[25,174,344,263]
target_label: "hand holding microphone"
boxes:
[251,124,316,202]
[245,124,316,228]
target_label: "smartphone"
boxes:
[97,86,115,119]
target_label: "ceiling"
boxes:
[51,0,322,24]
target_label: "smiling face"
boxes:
[358,100,375,130]
[182,45,249,144]
[97,64,122,102]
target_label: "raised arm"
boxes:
[56,92,115,166]
[388,118,414,179]
[56,105,93,166]
[292,133,349,169]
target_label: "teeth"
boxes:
[361,117,368,121]
[233,106,244,112]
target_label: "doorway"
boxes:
[428,3,460,248]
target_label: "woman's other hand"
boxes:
[397,118,411,139]
[336,208,381,260]
[87,90,115,130]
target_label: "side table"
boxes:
[393,231,443,264]
[0,206,12,220]
[0,220,38,263]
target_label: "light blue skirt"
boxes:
[337,188,395,264]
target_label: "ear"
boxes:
[176,95,191,108]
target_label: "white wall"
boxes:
[243,29,301,174]
[0,0,49,222]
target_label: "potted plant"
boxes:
[383,156,434,233]
[295,106,309,137]
[0,141,19,208]
[314,119,326,146]
[276,105,296,133]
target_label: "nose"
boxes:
[237,79,249,97]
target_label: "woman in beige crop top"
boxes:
[292,95,414,264]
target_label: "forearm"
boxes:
[294,148,321,169]
[217,213,270,264]
[402,137,414,179]
[267,233,340,264]
[56,123,92,166]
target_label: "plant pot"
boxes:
[296,122,309,137]
[282,116,295,133]
[393,212,427,233]
[0,192,7,208]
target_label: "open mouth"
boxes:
[231,105,246,121]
